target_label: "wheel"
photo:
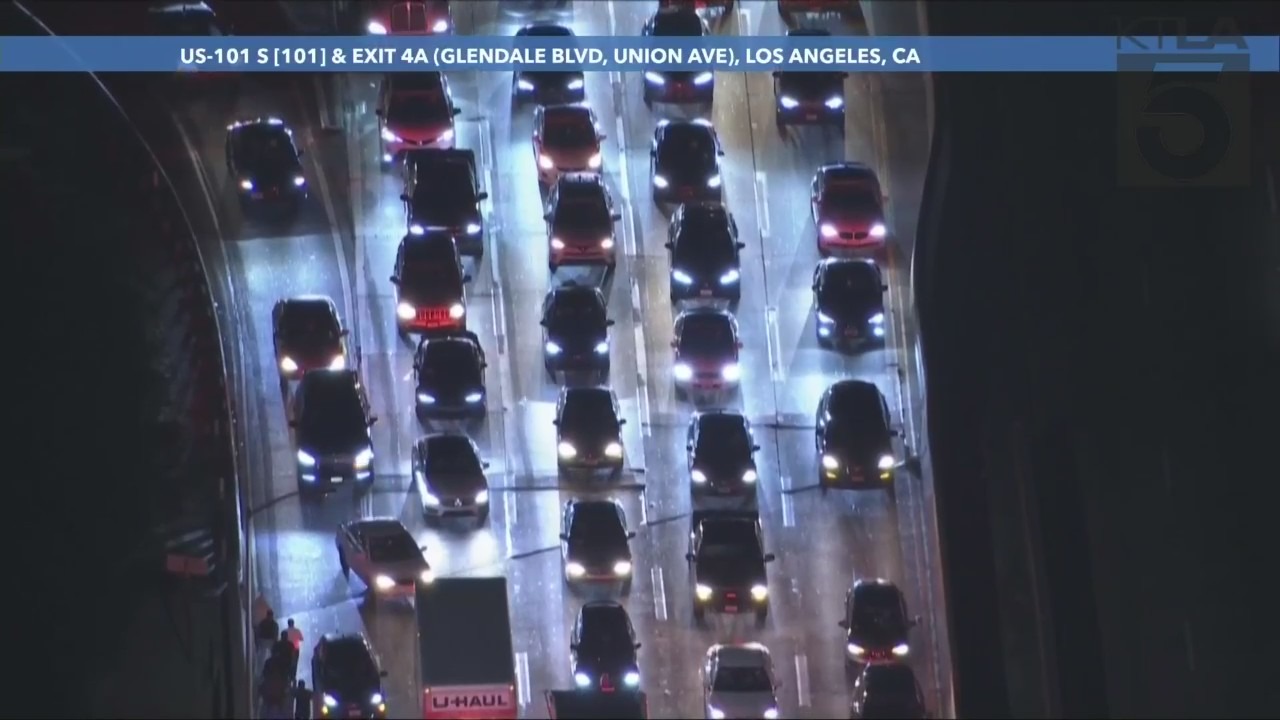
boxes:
[819,474,829,495]
[693,605,705,621]
[477,508,490,526]
[548,261,557,274]
[755,607,768,627]
[643,90,653,108]
[621,578,632,595]
[776,114,788,132]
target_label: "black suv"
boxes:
[686,512,775,625]
[512,24,586,106]
[570,601,642,693]
[225,117,306,209]
[545,173,621,273]
[812,258,887,348]
[641,8,714,106]
[560,499,635,587]
[412,433,491,524]
[840,578,916,665]
[391,231,470,338]
[687,411,759,511]
[291,370,377,496]
[650,120,724,204]
[311,633,388,719]
[413,331,487,421]
[541,284,614,378]
[402,148,487,259]
[815,380,899,496]
[773,29,847,130]
[555,387,626,475]
[666,202,743,302]
[271,295,347,388]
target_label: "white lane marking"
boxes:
[616,99,652,441]
[754,171,771,239]
[794,653,811,708]
[651,566,668,621]
[781,477,795,528]
[631,282,653,438]
[342,76,368,357]
[737,8,752,35]
[765,306,784,382]
[515,651,531,707]
[607,0,616,36]
[502,489,517,553]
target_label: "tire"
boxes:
[477,508,490,526]
[693,605,705,622]
[621,578,633,595]
[755,607,768,627]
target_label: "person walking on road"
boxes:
[293,679,314,720]
[286,618,304,652]
[272,630,298,678]
[259,660,291,719]
[257,609,280,644]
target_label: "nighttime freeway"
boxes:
[5,1,1278,719]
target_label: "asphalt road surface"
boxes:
[161,2,947,717]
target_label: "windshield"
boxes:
[389,91,445,123]
[678,317,734,355]
[282,307,337,344]
[562,395,616,429]
[366,533,419,562]
[559,193,609,222]
[785,73,842,92]
[676,230,735,267]
[544,115,594,147]
[240,132,296,168]
[580,614,630,652]
[653,14,704,36]
[403,260,461,292]
[321,644,379,694]
[413,181,477,212]
[825,183,879,209]
[822,265,880,299]
[712,666,772,693]
[299,384,365,444]
[697,421,751,458]
[570,508,622,540]
[421,343,477,380]
[854,599,904,633]
[426,444,482,474]
[828,401,888,439]
[551,296,605,326]
[660,129,715,167]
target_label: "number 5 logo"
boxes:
[1115,52,1250,187]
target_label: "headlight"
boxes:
[448,303,465,319]
[816,311,834,324]
[594,341,609,355]
[396,302,416,321]
[719,269,739,284]
[432,18,449,33]
[673,363,692,381]
[878,454,896,470]
[672,269,693,285]
[545,341,562,355]
[587,153,602,169]
[293,175,306,187]
[380,127,400,143]
[764,709,780,720]
[691,469,707,484]
[518,78,535,91]
[370,692,384,705]
[296,450,316,467]
[465,223,481,235]
[623,670,640,687]
[419,569,435,584]
[328,355,345,371]
[567,78,584,90]
[408,224,425,235]
[644,71,665,85]
[476,490,489,504]
[868,313,886,327]
[280,356,298,373]
[721,363,741,381]
[892,643,910,656]
[417,393,435,404]
[374,574,395,591]
[423,492,440,506]
[779,96,799,109]
[825,96,845,109]
[751,584,769,601]
[695,583,713,601]
[465,392,483,403]
[366,21,387,35]
[558,442,577,459]
[822,454,840,471]
[574,672,591,687]
[652,174,669,189]
[565,561,586,578]
[605,441,623,458]
[438,129,455,142]
[600,237,615,250]
[742,468,758,483]
[323,693,339,708]
[613,560,632,576]
[709,709,726,720]
[870,222,887,238]
[239,179,254,191]
[354,447,374,470]
[550,237,566,250]
[707,174,722,189]
[847,643,865,656]
[538,154,554,170]
[820,223,838,238]
[693,71,714,85]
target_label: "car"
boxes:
[815,379,899,495]
[555,386,626,474]
[686,513,775,624]
[401,148,487,259]
[390,231,470,338]
[376,72,460,165]
[545,173,622,273]
[702,643,781,720]
[291,370,377,495]
[411,434,491,523]
[840,578,916,664]
[671,309,742,395]
[650,119,724,204]
[541,284,614,377]
[364,0,452,35]
[533,104,604,186]
[513,24,586,106]
[310,634,389,719]
[225,118,306,208]
[271,295,347,388]
[850,664,928,719]
[811,162,887,255]
[812,258,888,348]
[773,30,847,130]
[687,411,760,512]
[666,202,744,302]
[641,8,714,106]
[335,518,434,597]
[570,601,642,693]
[413,331,487,421]
[560,498,635,586]
[148,1,226,36]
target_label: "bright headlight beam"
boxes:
[366,21,387,35]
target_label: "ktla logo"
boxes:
[1114,16,1252,187]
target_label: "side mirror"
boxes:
[399,194,410,202]
[552,419,560,426]
[569,642,578,650]
[374,109,383,116]
[772,71,781,78]
[559,533,569,541]
[663,241,673,250]
[598,133,608,141]
[752,444,761,452]
[543,212,552,221]
[737,341,744,349]
[890,429,900,437]
[452,107,462,116]
[605,319,615,327]
[649,148,656,157]
[840,72,850,79]
[735,242,745,250]
[634,642,642,649]
[626,531,637,539]
[462,273,473,283]
[482,461,491,469]
[368,416,379,426]
[670,340,678,348]
[881,284,889,291]
[912,615,923,626]
[388,276,399,285]
[838,619,849,629]
[763,553,776,562]
[539,318,547,327]
[340,329,350,337]
[686,443,693,451]
[717,149,725,156]
[477,191,489,201]
[684,552,695,561]
[812,281,820,291]
[610,212,622,221]
[380,670,389,678]
[618,418,627,425]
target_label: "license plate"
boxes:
[250,192,264,199]
[845,329,860,337]
[805,113,819,120]
[348,712,363,718]
[330,476,344,484]
[724,605,738,613]
[700,289,713,296]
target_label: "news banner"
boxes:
[1,35,1277,72]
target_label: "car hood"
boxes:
[825,434,891,462]
[298,427,368,457]
[573,652,637,678]
[695,559,763,587]
[677,350,735,368]
[544,145,599,169]
[706,691,777,717]
[411,204,477,229]
[780,77,842,102]
[398,281,462,307]
[423,471,486,498]
[561,431,620,451]
[369,556,429,579]
[551,217,612,241]
[280,338,342,368]
[817,294,881,324]
[848,624,909,649]
[817,204,880,230]
[386,118,453,141]
[418,376,483,400]
[245,163,301,186]
[657,159,716,186]
[567,541,630,566]
[696,457,754,484]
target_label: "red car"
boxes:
[364,0,452,35]
[810,162,887,256]
[376,72,460,165]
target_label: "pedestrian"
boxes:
[257,609,280,643]
[293,679,314,720]
[253,593,272,626]
[286,618,304,653]
[259,661,290,719]
[272,630,298,677]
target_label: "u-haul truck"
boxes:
[416,577,518,720]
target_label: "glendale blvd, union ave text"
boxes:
[348,46,921,68]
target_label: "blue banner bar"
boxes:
[0,35,1276,73]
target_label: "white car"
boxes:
[703,643,781,720]
[336,518,434,599]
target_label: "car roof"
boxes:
[562,386,614,403]
[659,119,716,141]
[390,72,444,92]
[820,162,877,181]
[677,307,735,326]
[580,600,628,623]
[149,1,213,15]
[228,117,290,134]
[300,369,359,393]
[543,104,592,122]
[550,283,605,303]
[400,232,458,255]
[820,257,881,283]
[696,411,748,432]
[650,7,705,33]
[709,643,770,666]
[422,433,474,452]
[346,518,407,537]
[321,632,371,648]
[828,379,882,408]
[281,294,335,309]
[569,498,623,515]
[853,578,902,602]
[558,172,605,189]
